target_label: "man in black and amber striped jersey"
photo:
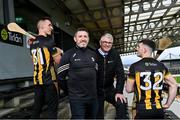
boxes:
[126,39,177,119]
[30,17,61,119]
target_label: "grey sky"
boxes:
[121,46,180,65]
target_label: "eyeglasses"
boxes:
[101,41,113,45]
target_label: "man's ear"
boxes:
[99,41,101,46]
[143,47,147,54]
[74,37,76,42]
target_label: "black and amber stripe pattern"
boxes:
[31,47,56,85]
[135,71,162,110]
[128,58,171,110]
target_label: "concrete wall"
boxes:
[0,0,4,24]
[7,0,15,22]
[0,36,33,79]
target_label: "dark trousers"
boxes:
[97,88,128,119]
[69,98,98,119]
[31,84,58,119]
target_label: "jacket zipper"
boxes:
[103,56,106,97]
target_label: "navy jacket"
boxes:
[96,48,125,96]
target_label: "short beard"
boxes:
[78,43,87,48]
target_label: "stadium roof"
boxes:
[55,0,180,53]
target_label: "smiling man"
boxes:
[96,33,128,119]
[57,28,98,119]
[30,17,61,119]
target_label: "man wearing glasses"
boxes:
[96,33,128,119]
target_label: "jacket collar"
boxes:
[75,45,87,51]
[98,48,108,58]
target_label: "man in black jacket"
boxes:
[96,33,128,119]
[57,28,98,119]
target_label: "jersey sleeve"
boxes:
[163,64,171,77]
[128,64,135,80]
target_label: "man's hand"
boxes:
[162,104,170,109]
[28,38,35,45]
[115,93,127,103]
[53,47,63,65]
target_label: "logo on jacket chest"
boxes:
[74,59,81,61]
[73,54,95,62]
[108,60,113,63]
[91,57,95,62]
[74,57,95,62]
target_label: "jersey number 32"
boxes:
[140,72,163,91]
